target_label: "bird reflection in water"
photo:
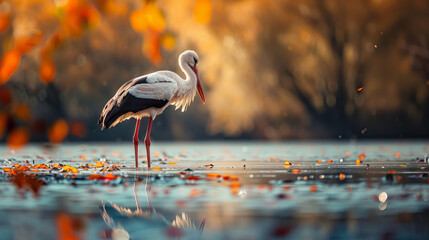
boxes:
[100,173,205,239]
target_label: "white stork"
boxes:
[98,50,205,169]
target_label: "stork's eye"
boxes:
[193,57,198,66]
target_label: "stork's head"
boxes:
[179,50,205,104]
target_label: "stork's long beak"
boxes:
[192,66,205,104]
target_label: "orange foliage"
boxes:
[339,173,346,180]
[14,31,43,55]
[39,59,56,83]
[0,13,10,32]
[0,50,21,84]
[12,103,32,121]
[161,33,175,50]
[291,169,302,174]
[48,119,69,144]
[7,127,29,149]
[359,153,366,159]
[63,0,100,38]
[194,0,212,24]
[101,0,128,15]
[143,31,162,65]
[130,3,166,32]
[356,159,362,165]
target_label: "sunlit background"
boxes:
[1,0,429,147]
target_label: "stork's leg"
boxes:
[144,117,153,169]
[133,119,141,169]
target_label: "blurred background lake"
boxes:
[1,0,429,147]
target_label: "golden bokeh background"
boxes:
[1,0,429,147]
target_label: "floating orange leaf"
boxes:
[39,59,56,83]
[194,0,212,24]
[88,174,104,180]
[104,173,117,180]
[395,152,401,158]
[356,159,362,165]
[0,49,21,84]
[327,159,333,163]
[152,166,162,171]
[3,167,11,172]
[7,127,29,149]
[357,87,363,92]
[309,185,318,192]
[284,161,292,165]
[206,173,221,180]
[291,169,302,174]
[169,161,176,165]
[95,161,104,167]
[187,175,200,181]
[358,153,365,159]
[48,119,68,144]
[230,182,241,188]
[339,173,346,180]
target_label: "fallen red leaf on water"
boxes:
[186,175,200,181]
[88,174,104,180]
[104,173,117,180]
[206,173,221,180]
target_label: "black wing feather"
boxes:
[102,93,168,129]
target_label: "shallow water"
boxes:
[0,141,428,240]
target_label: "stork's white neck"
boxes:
[171,58,198,111]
